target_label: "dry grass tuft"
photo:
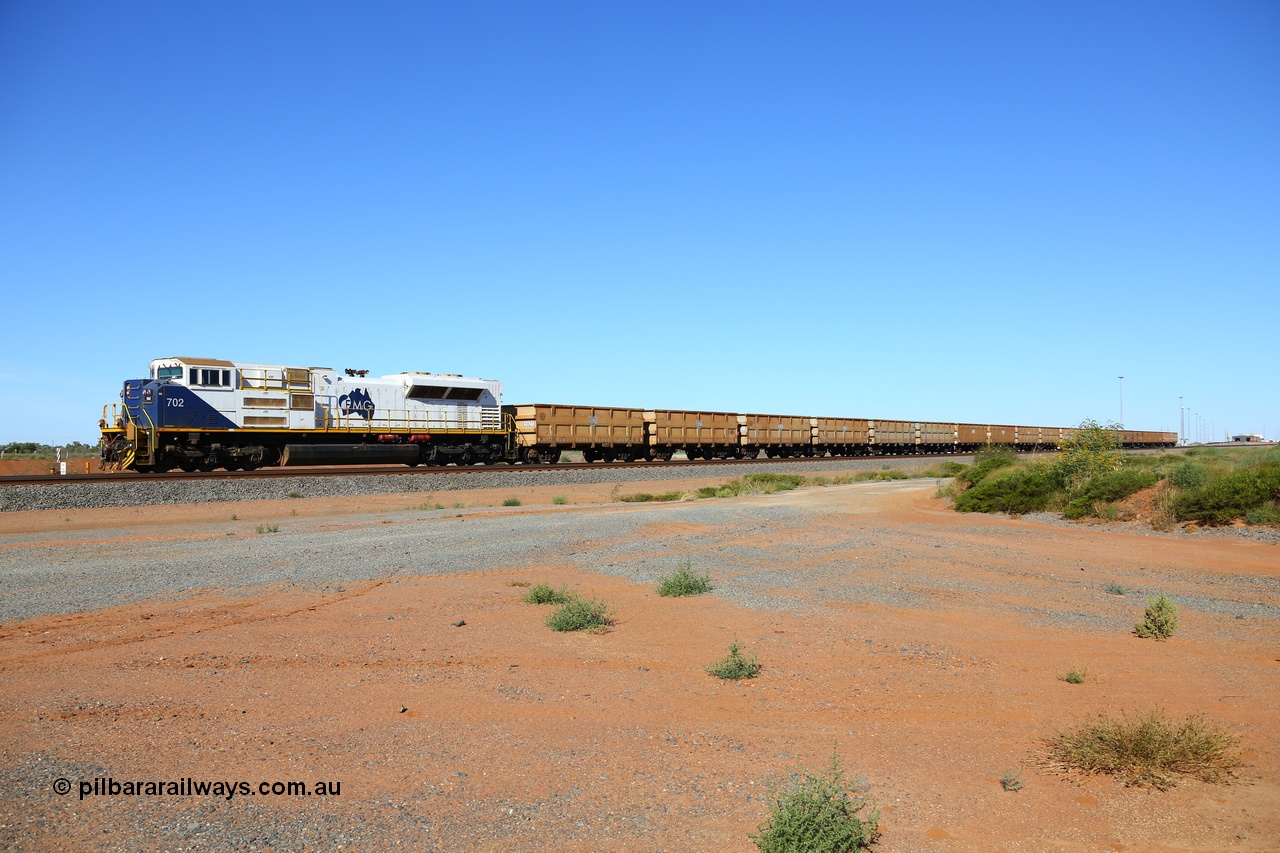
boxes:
[1045,709,1243,790]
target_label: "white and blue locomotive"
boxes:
[100,357,510,472]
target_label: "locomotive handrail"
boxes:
[317,405,507,434]
[237,367,312,392]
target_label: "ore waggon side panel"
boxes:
[742,414,814,456]
[506,404,647,463]
[647,410,741,460]
[869,420,914,449]
[917,422,957,450]
[813,417,870,455]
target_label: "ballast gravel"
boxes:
[0,457,951,513]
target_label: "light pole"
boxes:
[1118,376,1124,427]
[1179,396,1184,446]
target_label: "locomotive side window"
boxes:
[156,366,182,381]
[406,385,484,401]
[407,385,450,399]
[188,368,233,387]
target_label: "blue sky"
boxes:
[2,1,1276,444]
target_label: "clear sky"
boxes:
[2,1,1276,445]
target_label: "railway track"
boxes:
[1,451,980,487]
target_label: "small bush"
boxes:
[1244,502,1280,527]
[1000,769,1024,791]
[1134,595,1179,640]
[523,583,572,605]
[255,524,279,534]
[1045,709,1243,789]
[1175,459,1280,525]
[751,746,878,852]
[657,560,712,597]
[705,473,806,499]
[502,497,522,506]
[1063,667,1087,685]
[1063,468,1159,519]
[619,491,683,502]
[546,597,612,632]
[958,448,1016,487]
[287,491,302,499]
[707,637,761,680]
[552,495,568,505]
[1169,461,1208,490]
[1104,582,1126,596]
[954,463,1062,514]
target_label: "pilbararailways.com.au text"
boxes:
[58,777,342,801]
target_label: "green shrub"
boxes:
[502,497,522,506]
[751,747,878,852]
[1054,419,1125,490]
[552,495,568,505]
[1104,582,1126,596]
[1063,667,1087,684]
[523,583,572,605]
[707,637,761,680]
[1046,710,1243,789]
[657,560,712,597]
[1244,502,1280,527]
[701,473,806,500]
[1134,595,1178,640]
[959,448,1016,487]
[546,597,612,632]
[1063,468,1159,519]
[1000,769,1024,791]
[287,491,303,499]
[619,491,683,502]
[1175,459,1280,525]
[1168,461,1208,490]
[954,463,1062,514]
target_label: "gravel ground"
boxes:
[4,484,1275,631]
[0,456,961,513]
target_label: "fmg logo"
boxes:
[338,388,375,420]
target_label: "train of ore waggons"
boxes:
[99,357,1176,472]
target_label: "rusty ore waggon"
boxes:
[100,356,1176,472]
[508,405,1176,464]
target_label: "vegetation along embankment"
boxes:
[939,420,1280,530]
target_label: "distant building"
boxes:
[1230,434,1263,443]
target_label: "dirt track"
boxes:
[0,478,1276,851]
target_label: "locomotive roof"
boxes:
[155,356,236,367]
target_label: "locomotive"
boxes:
[99,356,1177,472]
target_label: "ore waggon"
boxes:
[99,356,1176,472]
